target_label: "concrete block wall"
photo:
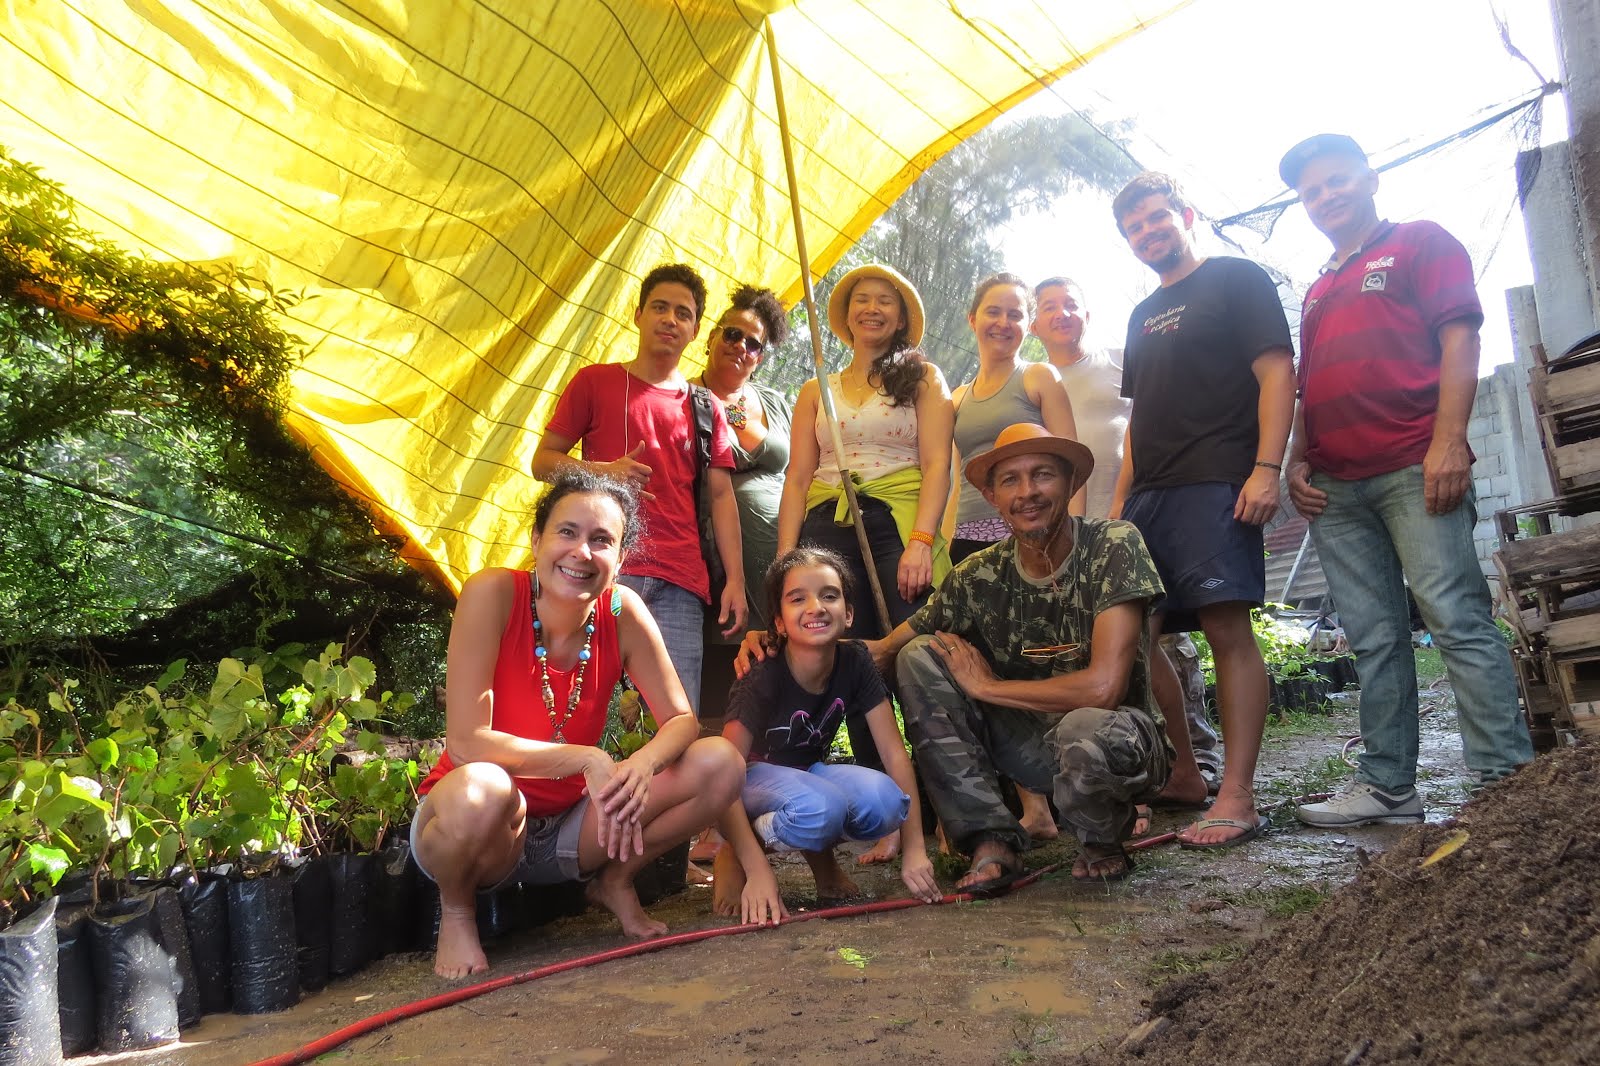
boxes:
[1469,366,1526,575]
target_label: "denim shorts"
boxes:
[1122,481,1264,632]
[411,792,590,888]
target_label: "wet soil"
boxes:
[1076,738,1600,1066]
[93,682,1569,1066]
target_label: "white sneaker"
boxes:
[1295,782,1423,827]
[750,812,796,853]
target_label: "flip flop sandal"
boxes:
[1177,814,1269,850]
[1072,843,1136,883]
[958,853,1023,898]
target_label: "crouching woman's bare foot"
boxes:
[711,844,747,917]
[434,904,490,979]
[856,829,901,865]
[803,848,861,901]
[586,865,668,939]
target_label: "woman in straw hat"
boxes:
[775,262,953,864]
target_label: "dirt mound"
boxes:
[1080,742,1600,1066]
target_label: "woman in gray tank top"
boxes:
[946,273,1082,565]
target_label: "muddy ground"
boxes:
[95,673,1536,1066]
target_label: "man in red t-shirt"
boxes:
[533,264,746,713]
[1282,134,1532,828]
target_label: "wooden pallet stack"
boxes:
[1496,331,1600,746]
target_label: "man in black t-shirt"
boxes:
[1108,171,1295,850]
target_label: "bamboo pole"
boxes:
[764,20,893,633]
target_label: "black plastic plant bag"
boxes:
[178,874,230,1015]
[54,903,95,1057]
[326,853,371,977]
[0,896,61,1066]
[226,877,297,1015]
[288,857,331,993]
[87,896,178,1052]
[367,834,418,958]
[140,887,201,1029]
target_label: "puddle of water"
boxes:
[966,977,1091,1017]
[1002,935,1095,959]
[612,976,742,1013]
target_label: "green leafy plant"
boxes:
[1252,606,1317,681]
[0,643,424,922]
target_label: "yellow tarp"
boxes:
[0,0,1178,591]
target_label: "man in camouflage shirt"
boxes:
[868,423,1174,885]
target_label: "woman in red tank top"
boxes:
[413,471,745,979]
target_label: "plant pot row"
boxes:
[1201,656,1359,720]
[0,837,692,1063]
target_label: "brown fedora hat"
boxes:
[964,422,1095,493]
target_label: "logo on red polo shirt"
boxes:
[1364,255,1396,270]
[1361,271,1387,293]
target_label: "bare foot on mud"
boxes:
[856,830,901,865]
[1017,787,1059,841]
[434,909,489,979]
[803,849,861,900]
[586,869,668,939]
[711,845,746,916]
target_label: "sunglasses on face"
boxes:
[719,325,764,355]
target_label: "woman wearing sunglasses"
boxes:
[692,285,794,729]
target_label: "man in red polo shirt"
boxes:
[1282,134,1532,827]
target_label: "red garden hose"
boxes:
[247,858,1074,1065]
[247,807,1307,1066]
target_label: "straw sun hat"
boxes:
[826,263,926,348]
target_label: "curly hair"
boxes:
[764,545,855,643]
[638,263,708,325]
[533,469,645,553]
[722,283,789,350]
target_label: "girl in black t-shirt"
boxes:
[711,548,940,922]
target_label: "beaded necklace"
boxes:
[530,591,597,741]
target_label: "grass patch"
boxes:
[1264,707,1338,739]
[1005,1010,1059,1063]
[1415,646,1447,686]
[932,850,970,882]
[1268,753,1355,803]
[1148,944,1248,986]
[1211,882,1332,919]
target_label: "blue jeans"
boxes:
[742,761,909,852]
[1310,465,1532,790]
[619,574,704,715]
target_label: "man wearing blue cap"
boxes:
[1280,134,1532,827]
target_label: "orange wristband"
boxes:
[907,530,934,547]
